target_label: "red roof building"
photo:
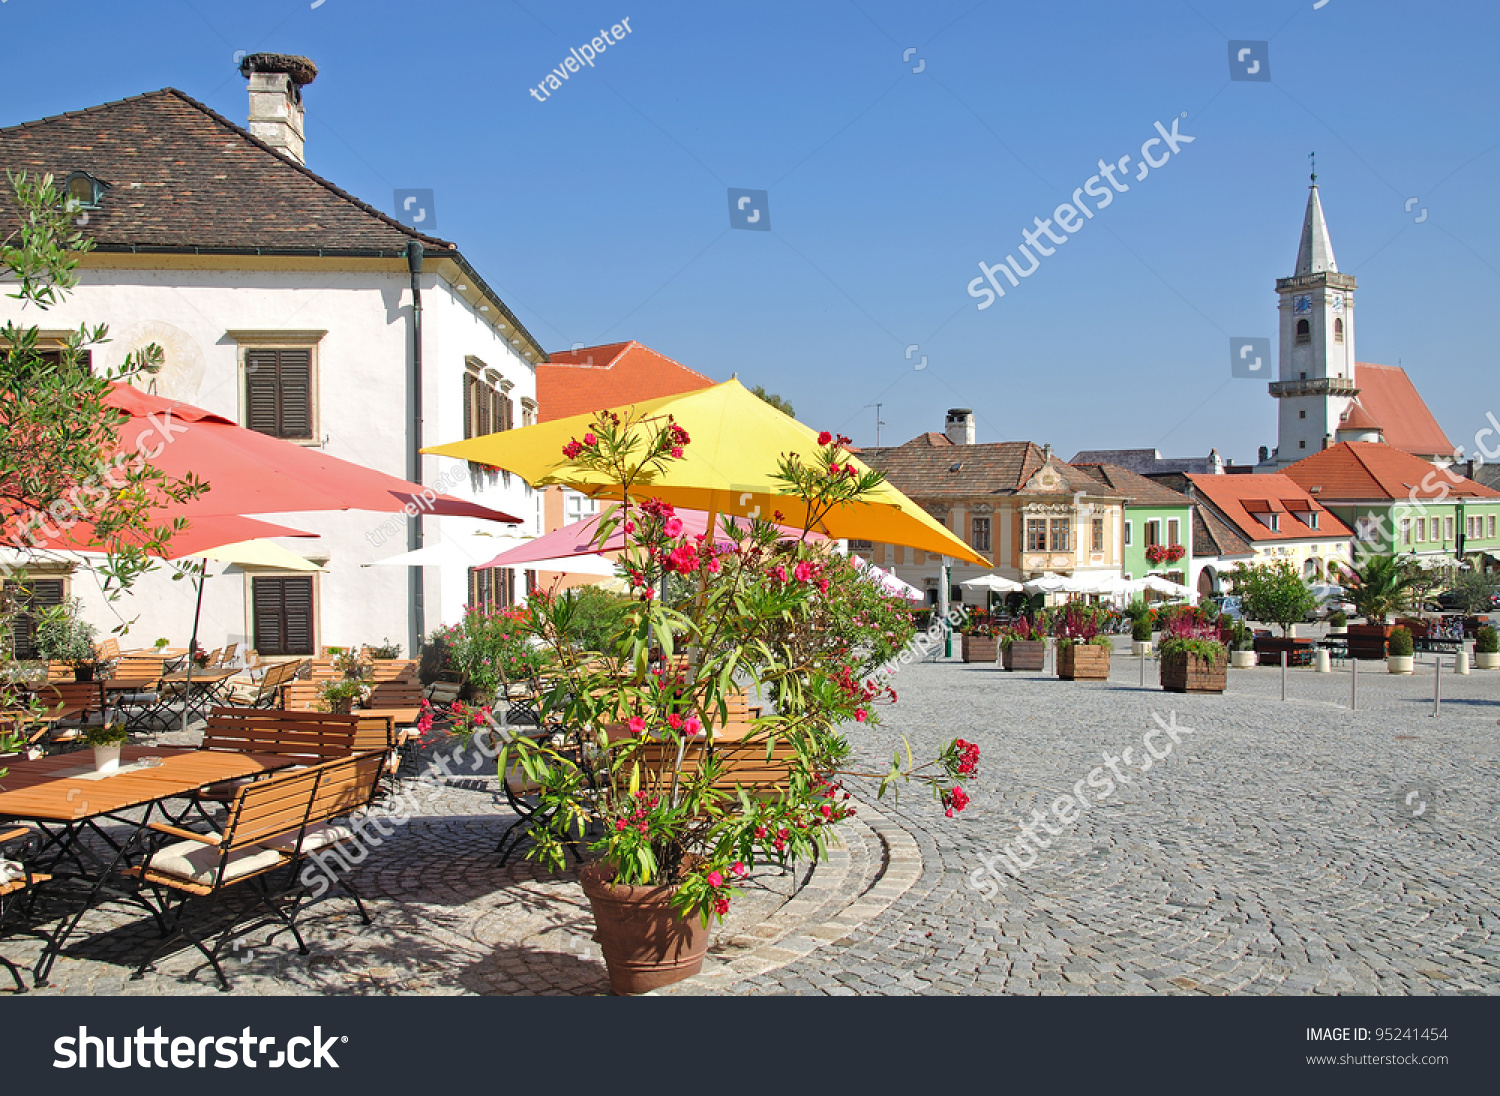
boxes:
[1338,363,1454,460]
[1186,472,1352,580]
[536,341,715,423]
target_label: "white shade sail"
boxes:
[960,574,1025,593]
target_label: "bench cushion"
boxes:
[148,839,283,885]
[260,821,357,854]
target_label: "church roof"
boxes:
[1295,185,1338,275]
[1352,363,1452,457]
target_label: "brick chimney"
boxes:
[945,408,975,446]
[240,53,318,164]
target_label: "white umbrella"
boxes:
[513,553,621,577]
[1022,573,1070,594]
[364,529,534,568]
[1091,574,1140,596]
[960,574,1025,593]
[1141,575,1191,597]
[853,556,924,602]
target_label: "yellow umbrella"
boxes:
[423,378,988,567]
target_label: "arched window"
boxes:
[1295,318,1311,345]
[1333,317,1344,343]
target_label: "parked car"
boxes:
[1306,584,1355,621]
[1202,595,1244,621]
[1436,589,1500,613]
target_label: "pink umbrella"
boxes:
[480,509,823,570]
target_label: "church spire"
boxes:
[1294,182,1338,275]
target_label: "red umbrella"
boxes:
[98,384,519,524]
[8,514,317,558]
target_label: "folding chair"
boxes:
[0,826,55,992]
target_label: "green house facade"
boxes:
[1068,462,1194,584]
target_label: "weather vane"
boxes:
[1310,151,1317,183]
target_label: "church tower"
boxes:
[1261,176,1360,469]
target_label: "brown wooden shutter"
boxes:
[4,578,65,660]
[246,349,312,439]
[463,373,476,440]
[252,576,315,656]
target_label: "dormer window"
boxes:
[62,171,107,210]
[1333,317,1343,343]
[1295,318,1311,345]
[1265,514,1280,532]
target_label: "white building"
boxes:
[0,55,545,658]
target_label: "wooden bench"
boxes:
[128,750,386,991]
[201,707,359,764]
[369,659,418,683]
[626,728,800,804]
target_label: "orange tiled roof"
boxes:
[536,341,716,423]
[1186,472,1351,544]
[1338,400,1382,432]
[1282,441,1500,502]
[1352,363,1452,457]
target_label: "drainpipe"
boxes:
[406,240,425,656]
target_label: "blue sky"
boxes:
[3,0,1496,463]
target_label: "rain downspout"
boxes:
[407,240,425,655]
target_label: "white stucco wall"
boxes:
[0,260,539,658]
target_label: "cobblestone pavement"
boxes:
[667,640,1500,995]
[9,641,1497,995]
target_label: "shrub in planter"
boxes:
[1386,625,1415,675]
[1158,613,1227,693]
[1000,616,1046,671]
[1476,626,1500,670]
[493,416,975,993]
[1054,603,1111,680]
[1229,621,1257,668]
[1327,609,1348,631]
[960,617,999,662]
[1131,615,1153,643]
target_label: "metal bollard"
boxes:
[1351,655,1358,711]
[1433,656,1442,717]
[1140,649,1145,688]
[1281,650,1288,701]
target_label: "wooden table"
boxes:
[159,668,237,723]
[0,745,296,983]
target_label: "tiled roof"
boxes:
[1070,448,1219,475]
[1337,400,1382,432]
[860,440,1105,499]
[536,341,716,422]
[1192,504,1254,560]
[0,88,545,357]
[1352,363,1452,457]
[1282,442,1500,502]
[1068,462,1192,508]
[1185,473,1351,544]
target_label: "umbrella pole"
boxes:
[180,559,206,736]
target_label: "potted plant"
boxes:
[1000,616,1047,671]
[1475,625,1500,670]
[317,678,368,714]
[85,722,130,773]
[1326,609,1348,635]
[494,416,976,994]
[153,637,171,652]
[1386,625,1414,674]
[960,618,999,663]
[365,639,403,660]
[1229,621,1257,668]
[1159,612,1228,693]
[33,600,101,680]
[1054,603,1111,680]
[1130,614,1153,656]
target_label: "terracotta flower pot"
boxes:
[579,861,711,995]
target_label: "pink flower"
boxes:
[817,431,832,445]
[671,446,684,458]
[854,709,867,722]
[615,819,627,831]
[829,463,840,475]
[663,517,684,537]
[714,897,729,915]
[794,561,812,583]
[707,871,723,888]
[627,716,646,735]
[685,715,702,737]
[770,565,787,582]
[624,520,635,533]
[731,861,747,877]
[583,432,597,447]
[666,713,683,731]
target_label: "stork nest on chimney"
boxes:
[239,53,319,86]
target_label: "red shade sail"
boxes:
[99,384,520,524]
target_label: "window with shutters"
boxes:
[969,517,990,552]
[3,578,66,660]
[251,575,315,656]
[244,347,314,440]
[464,361,513,440]
[468,566,515,612]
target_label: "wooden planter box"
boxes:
[1345,623,1393,661]
[1002,640,1046,672]
[1253,635,1315,666]
[962,635,998,663]
[1160,649,1227,693]
[1058,643,1111,681]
